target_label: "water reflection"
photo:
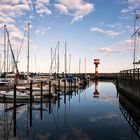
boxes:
[0,81,140,140]
[119,92,140,140]
[93,79,99,98]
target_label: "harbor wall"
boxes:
[118,78,140,104]
[119,93,140,137]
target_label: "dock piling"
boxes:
[49,81,51,114]
[58,80,60,96]
[29,81,32,127]
[40,81,43,120]
[13,84,16,136]
[49,81,51,96]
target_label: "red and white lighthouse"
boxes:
[94,59,100,79]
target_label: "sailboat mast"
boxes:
[7,41,9,73]
[5,26,19,74]
[0,53,1,72]
[133,11,137,70]
[4,25,6,74]
[27,23,30,74]
[79,58,81,73]
[55,50,56,73]
[64,41,67,75]
[69,54,71,74]
[57,41,59,77]
[85,57,86,74]
[35,53,37,73]
[50,47,53,74]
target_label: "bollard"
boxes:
[13,84,16,136]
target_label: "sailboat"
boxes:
[0,90,29,100]
[0,25,31,101]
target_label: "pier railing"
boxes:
[120,68,140,80]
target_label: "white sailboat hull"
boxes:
[0,91,30,100]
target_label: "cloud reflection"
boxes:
[89,112,118,123]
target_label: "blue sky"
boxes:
[0,0,140,73]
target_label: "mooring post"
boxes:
[49,81,51,114]
[75,78,76,88]
[138,69,139,80]
[40,81,43,120]
[49,81,51,96]
[56,80,60,108]
[30,81,32,127]
[70,79,72,90]
[58,96,60,108]
[69,80,70,89]
[58,80,60,96]
[69,92,70,101]
[3,94,5,102]
[13,84,16,136]
[64,79,66,93]
[49,98,51,114]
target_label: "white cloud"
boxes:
[105,23,131,33]
[55,0,94,23]
[0,3,30,18]
[98,40,133,54]
[0,0,19,4]
[0,37,4,46]
[10,30,25,42]
[36,0,50,3]
[35,0,52,15]
[0,1,33,49]
[90,27,121,37]
[35,28,45,35]
[54,3,68,14]
[121,0,140,13]
[35,26,51,35]
[0,17,15,23]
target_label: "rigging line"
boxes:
[5,25,19,74]
[49,42,58,73]
[17,0,34,62]
[17,25,28,61]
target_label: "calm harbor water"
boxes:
[0,81,140,140]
